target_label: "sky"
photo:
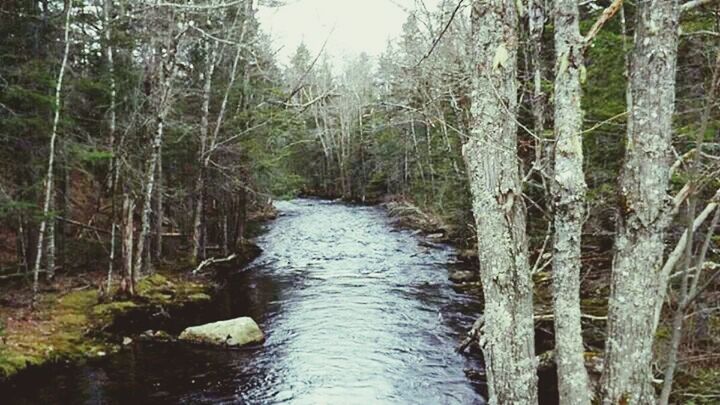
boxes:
[256,0,425,66]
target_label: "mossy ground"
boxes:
[0,270,213,379]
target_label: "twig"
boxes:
[415,0,466,68]
[192,253,237,275]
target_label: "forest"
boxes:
[0,0,719,404]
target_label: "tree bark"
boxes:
[463,1,537,404]
[551,1,591,403]
[134,113,165,277]
[601,1,681,403]
[153,142,163,261]
[122,192,135,295]
[104,0,118,291]
[32,1,73,305]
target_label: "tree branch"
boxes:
[583,0,624,52]
[681,0,717,12]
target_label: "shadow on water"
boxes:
[1,198,490,404]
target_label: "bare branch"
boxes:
[681,0,717,12]
[583,0,624,52]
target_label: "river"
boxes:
[1,198,486,404]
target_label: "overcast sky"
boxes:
[256,0,426,66]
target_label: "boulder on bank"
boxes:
[179,317,264,347]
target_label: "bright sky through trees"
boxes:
[257,0,436,63]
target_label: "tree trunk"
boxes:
[551,1,591,403]
[122,192,135,296]
[528,0,546,158]
[154,142,163,262]
[601,1,681,403]
[134,115,164,277]
[104,0,117,291]
[32,1,73,305]
[46,191,56,280]
[463,2,537,404]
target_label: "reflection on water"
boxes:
[1,198,485,404]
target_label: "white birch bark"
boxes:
[464,1,537,403]
[601,1,681,403]
[32,1,73,303]
[104,0,118,291]
[551,1,591,403]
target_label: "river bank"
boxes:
[0,239,264,381]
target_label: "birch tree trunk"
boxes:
[463,1,537,403]
[551,1,590,403]
[601,1,681,403]
[104,0,118,291]
[32,1,73,304]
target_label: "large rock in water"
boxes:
[179,317,264,347]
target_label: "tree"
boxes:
[551,0,591,402]
[463,1,537,403]
[32,0,73,304]
[601,1,682,403]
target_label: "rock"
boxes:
[153,330,172,341]
[449,270,478,283]
[138,329,172,342]
[179,317,264,347]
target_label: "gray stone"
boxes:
[179,317,264,347]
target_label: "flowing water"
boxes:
[2,198,486,404]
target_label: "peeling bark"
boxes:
[464,1,537,403]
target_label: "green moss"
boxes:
[0,270,213,380]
